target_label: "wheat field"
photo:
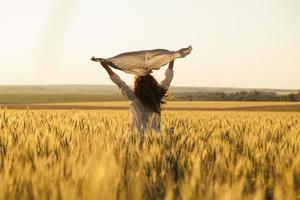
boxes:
[0,110,299,200]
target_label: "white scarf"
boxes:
[92,46,192,75]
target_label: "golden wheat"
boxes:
[0,110,299,200]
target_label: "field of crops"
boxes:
[0,110,299,200]
[2,101,300,112]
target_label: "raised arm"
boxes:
[99,60,135,101]
[100,60,115,76]
[160,60,174,90]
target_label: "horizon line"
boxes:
[0,84,299,91]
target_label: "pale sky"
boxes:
[0,0,299,89]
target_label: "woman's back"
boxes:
[128,98,161,134]
[110,68,174,134]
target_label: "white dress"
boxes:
[110,68,174,134]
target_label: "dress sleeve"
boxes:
[160,68,174,90]
[110,73,136,101]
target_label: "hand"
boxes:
[100,60,109,68]
[100,59,108,65]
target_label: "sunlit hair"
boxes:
[134,75,168,113]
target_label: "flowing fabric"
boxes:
[92,46,192,75]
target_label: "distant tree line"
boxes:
[173,90,300,102]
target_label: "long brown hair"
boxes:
[134,75,168,113]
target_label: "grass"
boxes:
[0,94,125,104]
[0,110,299,200]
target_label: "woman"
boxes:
[99,60,174,135]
